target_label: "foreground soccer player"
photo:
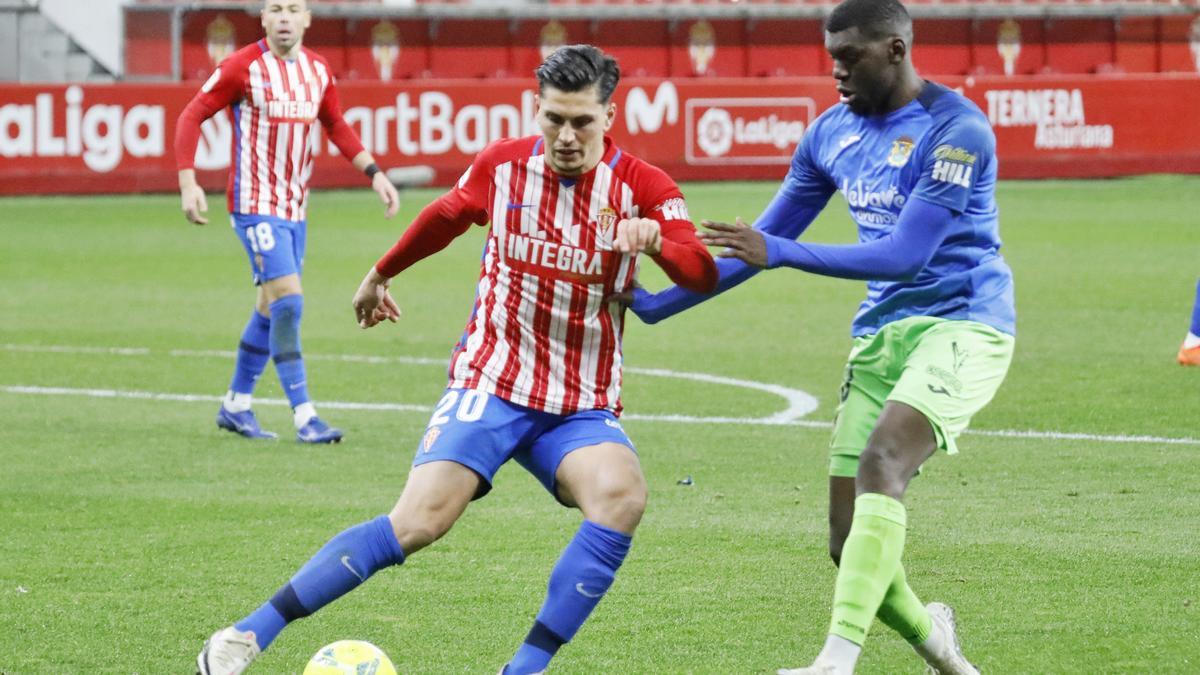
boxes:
[195,45,717,674]
[174,0,400,443]
[1177,280,1200,365]
[633,1,1014,673]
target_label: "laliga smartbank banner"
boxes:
[1,75,1198,195]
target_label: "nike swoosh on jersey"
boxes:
[507,202,537,210]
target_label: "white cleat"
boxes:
[777,660,842,675]
[915,602,981,675]
[196,626,261,675]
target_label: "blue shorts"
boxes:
[231,213,306,285]
[413,388,636,502]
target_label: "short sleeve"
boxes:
[911,114,995,214]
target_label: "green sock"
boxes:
[829,493,908,645]
[876,563,933,645]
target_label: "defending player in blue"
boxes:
[633,1,1015,673]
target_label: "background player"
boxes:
[174,0,400,443]
[195,44,717,675]
[1178,280,1200,365]
[632,1,1014,673]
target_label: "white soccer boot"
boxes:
[196,626,261,675]
[914,602,981,675]
[777,660,842,675]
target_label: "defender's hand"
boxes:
[352,267,401,329]
[372,172,400,219]
[615,217,662,255]
[181,184,209,225]
[604,282,643,309]
[699,217,768,268]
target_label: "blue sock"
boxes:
[1191,279,1200,336]
[268,295,309,409]
[507,520,632,674]
[235,515,405,650]
[229,311,271,395]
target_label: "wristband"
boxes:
[364,163,381,179]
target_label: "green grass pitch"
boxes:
[1,176,1197,673]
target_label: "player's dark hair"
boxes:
[535,44,621,103]
[825,0,912,40]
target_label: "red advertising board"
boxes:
[1,75,1198,196]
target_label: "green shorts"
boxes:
[829,316,1015,478]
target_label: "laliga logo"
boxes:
[696,108,734,158]
[694,106,808,158]
[0,86,164,172]
[371,21,400,82]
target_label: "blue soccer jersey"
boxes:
[782,82,1015,336]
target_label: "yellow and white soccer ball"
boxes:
[302,640,397,675]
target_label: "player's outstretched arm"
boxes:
[630,189,824,324]
[355,193,478,330]
[709,196,954,282]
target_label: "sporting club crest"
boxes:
[1190,16,1200,74]
[422,426,441,452]
[206,14,236,67]
[688,20,716,75]
[595,207,617,250]
[540,20,568,61]
[371,21,401,81]
[996,18,1022,77]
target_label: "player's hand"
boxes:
[352,267,401,329]
[699,217,768,268]
[615,217,661,255]
[604,282,643,309]
[372,172,400,219]
[181,184,209,225]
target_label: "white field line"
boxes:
[5,384,1199,446]
[4,343,1200,445]
[1,385,428,413]
[4,342,819,425]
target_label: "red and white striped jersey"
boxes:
[175,40,365,222]
[440,136,704,416]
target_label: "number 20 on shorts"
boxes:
[429,390,488,426]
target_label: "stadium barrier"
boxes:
[1,74,1198,195]
[125,11,1200,81]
